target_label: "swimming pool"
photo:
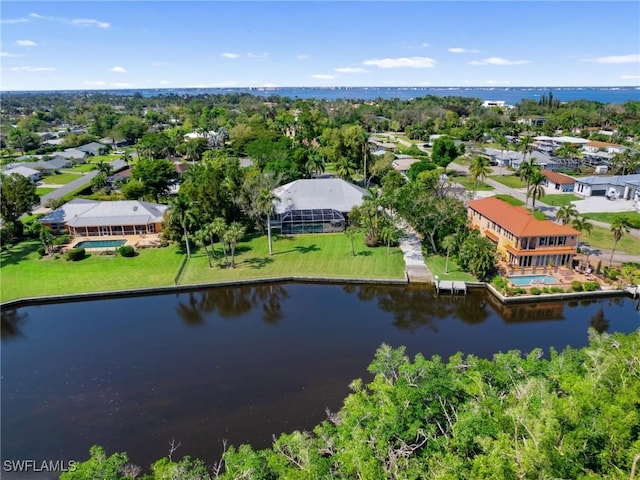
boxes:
[508,274,559,286]
[74,240,126,249]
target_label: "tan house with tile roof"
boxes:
[468,197,580,268]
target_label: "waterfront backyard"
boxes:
[0,234,405,303]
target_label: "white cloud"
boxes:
[363,56,437,68]
[83,81,107,86]
[261,83,278,88]
[110,66,127,73]
[221,52,239,59]
[111,82,132,88]
[296,54,310,60]
[16,40,37,47]
[620,74,640,80]
[582,54,640,64]
[334,67,368,73]
[159,80,171,85]
[1,18,29,24]
[29,13,52,20]
[486,80,511,85]
[247,52,269,59]
[0,51,23,57]
[72,18,110,29]
[448,47,480,54]
[10,66,55,72]
[470,57,531,66]
[312,74,335,80]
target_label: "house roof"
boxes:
[542,170,575,185]
[4,166,40,177]
[41,199,168,227]
[272,178,369,214]
[76,142,105,153]
[585,140,624,149]
[468,197,580,238]
[57,149,87,159]
[392,158,419,172]
[576,174,640,186]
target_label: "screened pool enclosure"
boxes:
[275,208,346,234]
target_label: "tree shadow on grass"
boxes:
[0,241,39,268]
[295,244,320,254]
[357,250,372,257]
[244,256,275,270]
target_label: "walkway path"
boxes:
[397,221,434,283]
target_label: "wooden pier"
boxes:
[435,278,467,295]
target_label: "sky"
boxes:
[1,1,639,91]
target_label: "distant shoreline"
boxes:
[2,86,639,103]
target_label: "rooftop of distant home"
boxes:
[468,197,580,238]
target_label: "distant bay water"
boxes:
[6,86,640,104]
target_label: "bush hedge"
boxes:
[118,245,136,257]
[66,248,86,261]
[571,280,583,292]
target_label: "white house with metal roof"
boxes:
[3,166,42,182]
[272,178,369,234]
[574,174,640,205]
[40,199,168,236]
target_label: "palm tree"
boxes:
[121,151,132,166]
[468,156,492,191]
[211,217,229,267]
[344,226,360,257]
[336,157,356,180]
[556,204,579,225]
[518,159,539,209]
[571,216,593,236]
[224,222,246,268]
[195,227,213,268]
[380,221,399,256]
[95,160,113,176]
[517,135,533,164]
[257,188,277,255]
[495,134,509,170]
[305,150,325,178]
[441,234,457,274]
[528,170,546,211]
[609,216,631,266]
[169,194,195,259]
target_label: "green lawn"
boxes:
[36,187,57,196]
[41,172,83,185]
[63,163,97,173]
[424,255,475,281]
[1,233,406,303]
[541,194,581,207]
[582,211,640,229]
[448,173,494,191]
[494,194,524,206]
[580,226,640,257]
[490,175,524,189]
[0,241,184,303]
[181,233,406,285]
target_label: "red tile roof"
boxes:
[468,197,580,238]
[585,140,624,149]
[542,170,575,185]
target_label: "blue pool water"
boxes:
[74,240,126,249]
[508,275,559,286]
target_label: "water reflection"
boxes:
[0,308,28,340]
[590,307,609,333]
[175,284,290,325]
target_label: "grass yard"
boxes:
[64,163,97,173]
[580,225,640,257]
[541,194,581,207]
[495,194,524,206]
[582,211,640,229]
[1,233,406,303]
[490,175,524,189]
[448,173,494,191]
[425,255,475,281]
[180,233,406,285]
[41,172,83,185]
[0,241,184,303]
[36,187,57,196]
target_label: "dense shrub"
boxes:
[118,245,136,257]
[37,246,46,257]
[66,247,86,261]
[491,276,508,291]
[550,286,564,293]
[583,281,599,292]
[53,234,71,246]
[530,287,542,295]
[571,280,584,292]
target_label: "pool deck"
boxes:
[69,234,162,250]
[503,266,601,287]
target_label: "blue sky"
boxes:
[1,1,639,91]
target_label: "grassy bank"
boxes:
[580,225,640,257]
[490,175,524,189]
[181,233,406,285]
[424,255,475,281]
[582,211,640,229]
[1,234,406,303]
[541,194,581,207]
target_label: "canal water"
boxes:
[1,283,638,470]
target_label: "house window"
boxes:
[539,237,547,246]
[558,236,566,245]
